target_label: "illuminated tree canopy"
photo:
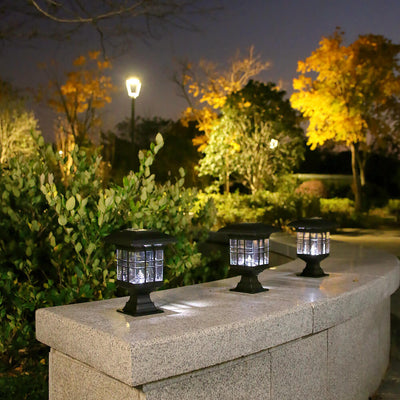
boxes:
[41,51,114,148]
[199,80,304,193]
[291,30,400,210]
[175,46,270,150]
[0,79,38,164]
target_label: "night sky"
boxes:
[1,0,400,141]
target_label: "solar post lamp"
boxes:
[288,218,335,278]
[105,229,175,317]
[218,223,279,294]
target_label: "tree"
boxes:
[0,1,220,55]
[102,116,201,185]
[291,30,400,211]
[175,46,270,150]
[42,50,114,148]
[199,80,304,193]
[102,116,173,179]
[0,79,38,164]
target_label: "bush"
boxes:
[197,188,321,230]
[295,179,327,198]
[320,197,356,227]
[388,199,400,222]
[0,132,215,371]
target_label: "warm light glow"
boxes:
[269,139,279,149]
[58,150,63,156]
[126,77,141,98]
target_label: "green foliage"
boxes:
[0,79,38,164]
[198,188,320,230]
[388,199,400,222]
[0,370,48,400]
[291,30,400,211]
[320,198,356,227]
[0,346,48,400]
[295,180,328,198]
[0,131,215,371]
[320,197,355,214]
[102,119,202,187]
[198,80,305,193]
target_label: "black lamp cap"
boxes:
[288,218,336,233]
[105,229,176,248]
[218,223,279,239]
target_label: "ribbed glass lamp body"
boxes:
[229,238,269,267]
[296,232,330,256]
[105,229,175,316]
[288,218,334,278]
[116,245,164,285]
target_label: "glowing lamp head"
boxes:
[269,138,279,149]
[288,218,335,278]
[218,223,279,293]
[126,77,141,98]
[105,229,175,316]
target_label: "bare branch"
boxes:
[0,0,222,55]
[30,0,145,23]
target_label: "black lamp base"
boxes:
[230,273,268,294]
[118,291,163,317]
[298,256,329,278]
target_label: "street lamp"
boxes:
[218,223,279,294]
[105,228,175,317]
[288,218,335,278]
[126,77,141,169]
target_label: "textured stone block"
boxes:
[270,331,328,400]
[327,298,390,400]
[36,286,312,386]
[144,351,271,400]
[49,349,144,400]
[312,273,393,332]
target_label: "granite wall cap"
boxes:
[36,236,400,386]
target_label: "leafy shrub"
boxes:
[323,179,353,198]
[320,197,356,227]
[0,132,215,370]
[388,199,400,222]
[0,350,48,400]
[295,179,327,198]
[197,188,321,230]
[320,197,355,213]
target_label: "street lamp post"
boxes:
[126,77,141,170]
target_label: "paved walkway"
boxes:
[331,228,400,258]
[331,229,400,399]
